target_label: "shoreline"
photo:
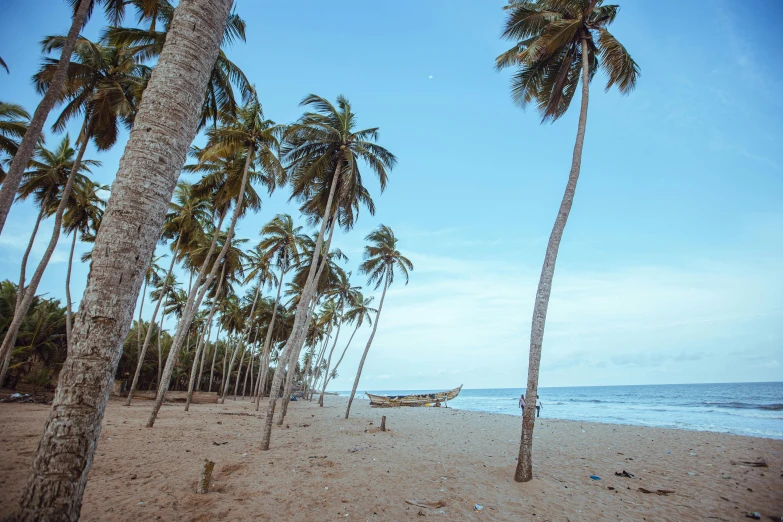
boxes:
[2,395,781,520]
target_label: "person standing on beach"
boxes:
[536,395,543,418]
[519,394,525,415]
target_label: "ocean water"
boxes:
[338,382,783,440]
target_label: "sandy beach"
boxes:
[1,395,781,521]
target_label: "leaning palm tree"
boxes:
[0,0,96,233]
[13,2,234,517]
[325,293,377,394]
[261,94,396,450]
[318,273,361,405]
[147,96,284,427]
[125,182,210,406]
[496,0,639,482]
[0,101,31,178]
[345,225,412,418]
[104,0,251,129]
[0,137,99,385]
[62,179,107,347]
[0,37,149,379]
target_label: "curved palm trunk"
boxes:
[12,2,231,517]
[305,319,331,402]
[241,346,253,399]
[0,122,89,386]
[261,163,342,450]
[209,324,222,392]
[254,267,286,408]
[136,278,148,368]
[126,237,180,406]
[319,309,345,406]
[196,318,212,391]
[156,312,164,388]
[185,263,226,410]
[346,270,390,419]
[147,142,254,427]
[0,0,92,235]
[0,192,50,384]
[65,230,78,349]
[278,229,333,421]
[515,40,591,483]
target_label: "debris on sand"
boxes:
[405,499,446,509]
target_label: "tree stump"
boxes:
[380,415,386,432]
[197,459,215,493]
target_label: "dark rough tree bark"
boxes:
[11,1,233,519]
[0,0,92,234]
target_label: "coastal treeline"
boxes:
[0,0,636,518]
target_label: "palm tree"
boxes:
[0,137,99,385]
[260,95,395,450]
[126,182,210,405]
[318,272,361,405]
[147,94,284,427]
[0,37,149,380]
[62,179,107,347]
[252,214,306,403]
[496,0,639,482]
[0,101,31,178]
[345,225,412,419]
[104,0,251,129]
[325,293,376,393]
[0,0,94,234]
[14,2,235,517]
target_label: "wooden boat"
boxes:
[366,385,462,407]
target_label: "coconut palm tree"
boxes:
[0,0,94,234]
[0,37,149,380]
[104,0,251,129]
[345,225,412,419]
[261,94,395,450]
[325,293,377,394]
[496,0,639,482]
[147,95,284,427]
[14,2,234,516]
[62,179,107,347]
[318,272,361,405]
[0,101,31,178]
[0,137,99,385]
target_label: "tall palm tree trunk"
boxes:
[196,318,212,391]
[319,309,345,406]
[136,277,148,368]
[254,267,286,408]
[305,319,331,402]
[209,324,222,392]
[12,1,232,517]
[185,263,226,410]
[126,236,180,406]
[0,0,92,235]
[156,311,163,388]
[147,143,254,427]
[346,270,390,419]
[261,163,342,450]
[230,345,245,400]
[515,39,590,483]
[65,230,78,349]
[279,230,333,421]
[0,122,89,385]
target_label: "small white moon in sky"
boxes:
[428,75,433,80]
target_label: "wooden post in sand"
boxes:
[197,459,215,493]
[380,415,386,432]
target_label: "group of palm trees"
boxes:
[0,0,637,518]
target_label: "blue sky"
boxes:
[1,0,781,390]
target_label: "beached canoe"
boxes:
[366,385,462,407]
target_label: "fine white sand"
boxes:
[1,395,781,521]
